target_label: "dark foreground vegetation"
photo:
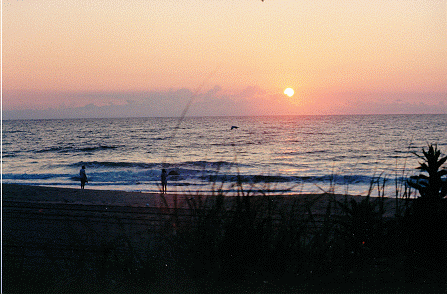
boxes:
[3,144,447,293]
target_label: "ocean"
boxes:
[2,115,446,197]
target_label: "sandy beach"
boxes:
[2,183,399,211]
[3,184,401,248]
[3,183,401,255]
[3,183,407,293]
[2,183,179,207]
[3,183,401,251]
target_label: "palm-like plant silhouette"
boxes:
[408,144,447,200]
[405,144,447,285]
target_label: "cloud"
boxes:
[308,92,447,115]
[3,88,447,120]
[3,86,281,119]
[2,90,179,119]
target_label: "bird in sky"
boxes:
[230,126,239,130]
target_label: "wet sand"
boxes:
[3,183,174,207]
[2,183,400,215]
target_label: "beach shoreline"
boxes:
[3,183,166,207]
[3,183,401,216]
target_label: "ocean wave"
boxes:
[3,173,73,180]
[3,169,376,186]
[79,145,121,152]
[68,160,244,170]
[36,145,121,154]
[205,174,294,183]
[3,169,411,196]
[4,115,445,196]
[283,150,330,156]
[69,161,159,169]
[298,174,374,184]
[180,160,242,168]
[202,173,379,185]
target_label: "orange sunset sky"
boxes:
[3,0,447,119]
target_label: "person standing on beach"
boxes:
[161,169,167,194]
[80,165,88,189]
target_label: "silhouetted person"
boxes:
[80,165,88,189]
[161,169,167,194]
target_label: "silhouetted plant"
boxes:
[405,144,447,285]
[331,195,384,269]
[408,144,447,200]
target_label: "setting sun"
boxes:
[284,88,294,97]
